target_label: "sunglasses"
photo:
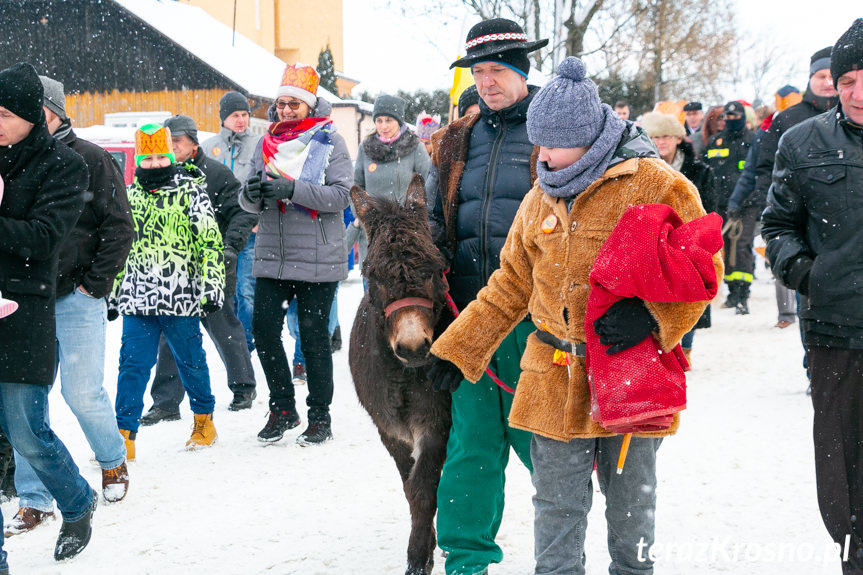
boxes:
[276,100,304,110]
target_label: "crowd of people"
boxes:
[0,13,861,575]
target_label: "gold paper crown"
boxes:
[280,64,320,95]
[135,124,173,157]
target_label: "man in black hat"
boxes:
[425,17,546,575]
[0,61,97,568]
[704,100,754,314]
[139,114,257,424]
[762,18,863,573]
[683,101,703,135]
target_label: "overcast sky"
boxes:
[341,0,861,101]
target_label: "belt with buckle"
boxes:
[534,329,586,357]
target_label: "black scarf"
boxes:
[361,129,420,163]
[0,119,52,181]
[802,88,839,113]
[134,164,182,191]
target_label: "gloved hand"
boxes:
[224,247,238,297]
[787,255,814,297]
[202,302,221,315]
[726,206,742,221]
[259,173,295,200]
[107,308,119,322]
[593,297,658,355]
[427,355,464,392]
[242,174,263,204]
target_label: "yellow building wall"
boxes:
[179,0,343,71]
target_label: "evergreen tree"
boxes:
[317,44,338,94]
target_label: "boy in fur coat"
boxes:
[428,57,723,574]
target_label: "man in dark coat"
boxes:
[704,100,754,313]
[0,62,97,569]
[5,74,134,539]
[138,114,257,424]
[761,19,863,573]
[425,18,545,575]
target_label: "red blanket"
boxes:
[584,204,723,433]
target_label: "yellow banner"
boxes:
[450,57,475,106]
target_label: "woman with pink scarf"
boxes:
[238,64,352,447]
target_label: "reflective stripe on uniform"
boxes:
[724,271,754,283]
[707,148,730,158]
[738,160,746,170]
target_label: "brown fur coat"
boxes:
[430,157,724,441]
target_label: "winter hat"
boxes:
[415,112,441,141]
[163,114,198,144]
[135,123,175,167]
[682,101,702,112]
[527,57,627,198]
[775,84,802,112]
[457,85,480,117]
[450,18,547,77]
[809,46,833,77]
[831,19,863,89]
[219,91,250,123]
[276,63,319,109]
[640,112,686,139]
[723,100,745,117]
[0,62,44,124]
[373,94,406,125]
[39,75,66,120]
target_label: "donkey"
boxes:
[348,174,453,575]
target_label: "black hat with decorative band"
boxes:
[450,18,548,73]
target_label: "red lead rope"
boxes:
[442,276,516,395]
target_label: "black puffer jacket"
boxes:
[761,105,863,344]
[753,90,838,211]
[429,87,538,310]
[56,127,133,299]
[704,126,753,214]
[0,121,87,385]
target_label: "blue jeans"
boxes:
[532,434,661,575]
[116,315,214,433]
[13,289,125,512]
[234,234,256,352]
[286,284,340,366]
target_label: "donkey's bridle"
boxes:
[383,297,434,320]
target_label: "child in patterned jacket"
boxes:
[110,124,225,457]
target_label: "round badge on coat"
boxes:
[368,162,377,173]
[541,214,558,233]
[212,146,222,156]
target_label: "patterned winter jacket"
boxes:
[110,164,225,317]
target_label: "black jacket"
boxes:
[189,147,255,253]
[761,105,863,345]
[704,126,753,213]
[56,127,133,299]
[429,87,538,310]
[753,91,838,212]
[0,122,88,385]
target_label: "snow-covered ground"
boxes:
[2,263,840,575]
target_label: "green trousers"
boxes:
[437,320,534,575]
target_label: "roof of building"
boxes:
[112,0,340,102]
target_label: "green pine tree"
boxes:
[317,44,338,94]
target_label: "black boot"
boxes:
[228,388,257,411]
[722,282,739,308]
[296,421,333,446]
[257,408,301,442]
[736,282,750,315]
[330,326,342,352]
[54,488,97,561]
[139,407,181,426]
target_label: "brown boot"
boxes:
[119,429,136,461]
[185,413,217,450]
[4,507,55,537]
[102,461,129,503]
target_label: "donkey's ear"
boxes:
[351,185,373,223]
[405,173,426,213]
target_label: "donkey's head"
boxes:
[352,174,448,368]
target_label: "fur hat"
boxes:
[640,112,685,139]
[775,85,802,112]
[276,63,319,109]
[0,62,44,124]
[831,19,863,88]
[219,91,250,123]
[450,18,547,76]
[135,123,175,167]
[163,114,198,144]
[415,113,441,141]
[39,75,66,120]
[373,94,406,125]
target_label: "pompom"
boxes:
[557,57,585,81]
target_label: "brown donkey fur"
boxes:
[349,174,453,575]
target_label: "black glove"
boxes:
[259,173,295,200]
[726,206,742,221]
[224,247,238,297]
[107,308,119,322]
[593,297,658,355]
[427,355,464,392]
[202,302,221,315]
[242,175,263,204]
[787,255,814,297]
